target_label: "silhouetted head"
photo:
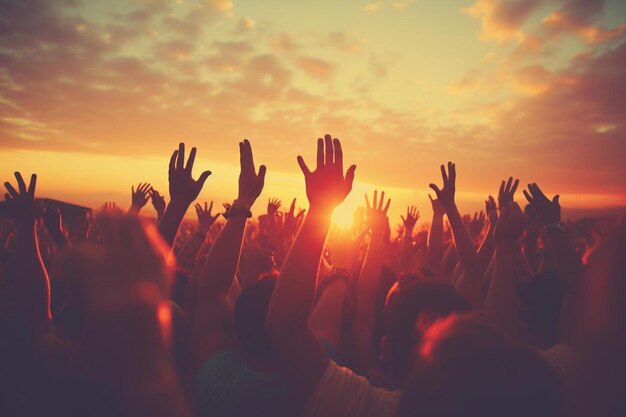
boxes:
[399,313,561,417]
[381,279,471,385]
[233,276,277,361]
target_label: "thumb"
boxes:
[552,195,560,208]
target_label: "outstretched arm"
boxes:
[484,201,525,341]
[429,162,481,306]
[523,183,582,344]
[267,134,356,407]
[425,194,445,277]
[176,201,219,272]
[476,195,497,276]
[158,143,211,247]
[3,172,50,332]
[400,205,419,271]
[354,190,390,374]
[192,140,266,366]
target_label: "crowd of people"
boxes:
[0,135,624,417]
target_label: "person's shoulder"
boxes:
[304,361,400,417]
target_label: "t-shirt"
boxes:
[197,349,295,417]
[303,360,401,417]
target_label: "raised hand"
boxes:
[130,182,152,214]
[523,183,560,226]
[485,195,497,225]
[283,198,304,238]
[3,172,41,225]
[494,202,525,243]
[401,205,420,232]
[364,190,390,231]
[102,201,122,214]
[498,176,519,210]
[195,201,219,233]
[237,139,266,207]
[168,142,211,205]
[267,198,281,216]
[297,134,356,212]
[469,211,485,238]
[428,193,445,217]
[429,162,456,210]
[149,188,166,218]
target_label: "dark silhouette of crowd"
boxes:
[1,135,624,417]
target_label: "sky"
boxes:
[1,0,625,226]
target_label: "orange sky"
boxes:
[1,0,625,224]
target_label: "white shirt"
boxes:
[304,361,401,417]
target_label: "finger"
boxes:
[373,190,378,210]
[344,165,356,193]
[204,201,208,211]
[401,216,406,223]
[383,199,391,214]
[429,183,441,196]
[289,198,296,215]
[132,185,135,194]
[177,143,185,170]
[197,171,211,188]
[531,183,548,201]
[324,134,333,165]
[428,194,434,202]
[379,191,386,211]
[365,193,371,210]
[169,150,178,172]
[553,195,560,208]
[316,138,324,169]
[511,179,519,196]
[186,147,197,172]
[208,201,214,214]
[448,162,456,182]
[333,138,343,173]
[4,182,18,198]
[499,180,505,199]
[244,139,256,172]
[15,172,26,194]
[440,164,447,183]
[297,155,311,176]
[28,174,37,197]
[257,165,267,188]
[505,177,513,193]
[523,189,533,204]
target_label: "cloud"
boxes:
[365,0,414,12]
[462,0,546,42]
[296,57,336,79]
[327,32,363,53]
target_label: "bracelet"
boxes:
[223,204,252,219]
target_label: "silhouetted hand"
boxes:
[130,182,152,214]
[283,198,304,237]
[149,188,166,218]
[469,211,485,238]
[4,172,42,225]
[195,201,219,233]
[523,183,560,225]
[429,162,456,210]
[168,142,211,205]
[401,205,420,232]
[485,195,497,225]
[428,194,445,217]
[494,201,525,243]
[102,201,122,214]
[498,177,519,210]
[365,190,391,232]
[237,139,266,207]
[267,198,281,216]
[297,134,356,212]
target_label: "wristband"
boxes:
[223,200,253,219]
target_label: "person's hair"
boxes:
[233,275,277,360]
[383,279,471,381]
[399,313,561,417]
